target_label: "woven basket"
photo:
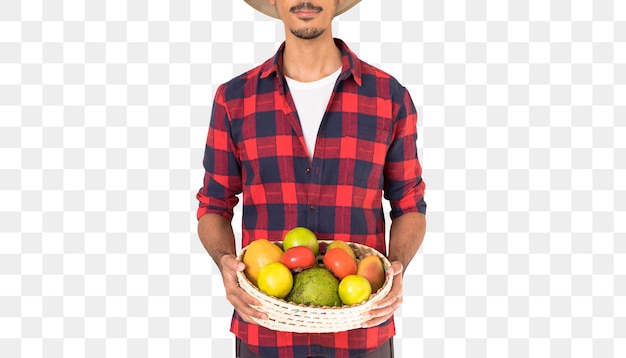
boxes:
[236,240,393,333]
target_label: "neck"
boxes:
[281,33,342,82]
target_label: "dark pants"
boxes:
[236,337,394,358]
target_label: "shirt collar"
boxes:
[260,38,363,87]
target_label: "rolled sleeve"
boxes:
[196,85,242,221]
[384,87,427,219]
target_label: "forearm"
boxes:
[197,213,268,322]
[387,212,426,273]
[197,213,237,271]
[363,211,425,327]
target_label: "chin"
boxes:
[290,28,325,40]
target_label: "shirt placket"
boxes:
[305,77,343,234]
[306,157,321,232]
[279,75,328,234]
[304,79,341,235]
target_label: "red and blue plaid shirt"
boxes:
[197,39,426,357]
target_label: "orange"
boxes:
[338,275,372,305]
[257,262,293,299]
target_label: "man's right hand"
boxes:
[219,254,269,323]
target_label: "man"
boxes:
[196,0,426,357]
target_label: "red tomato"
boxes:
[323,248,357,280]
[280,246,316,271]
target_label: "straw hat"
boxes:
[244,0,361,19]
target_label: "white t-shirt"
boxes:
[285,67,342,161]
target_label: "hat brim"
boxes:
[244,0,361,19]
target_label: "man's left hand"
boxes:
[361,261,404,328]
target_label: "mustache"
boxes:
[290,2,323,12]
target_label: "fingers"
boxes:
[362,261,404,328]
[225,281,269,322]
[362,289,403,328]
[219,255,268,322]
[233,292,269,323]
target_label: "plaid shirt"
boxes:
[197,39,426,357]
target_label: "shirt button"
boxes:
[305,168,311,173]
[310,205,317,210]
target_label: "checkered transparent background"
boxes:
[1,0,624,357]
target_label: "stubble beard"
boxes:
[290,27,325,40]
